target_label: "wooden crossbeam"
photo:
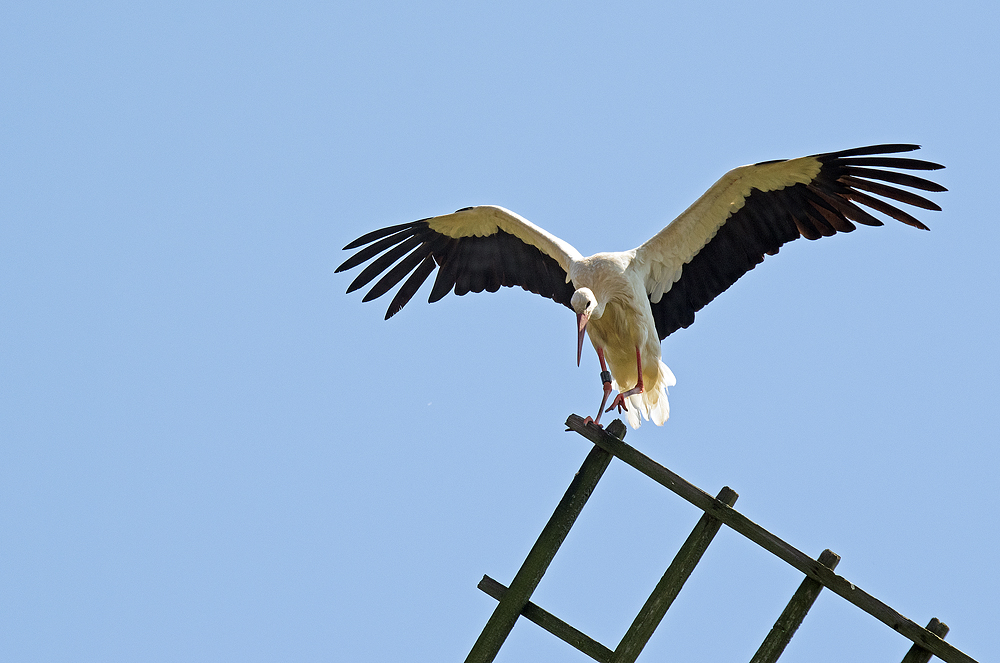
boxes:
[477,575,614,663]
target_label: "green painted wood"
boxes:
[477,575,614,663]
[565,414,978,663]
[465,420,625,663]
[749,549,841,663]
[612,486,739,663]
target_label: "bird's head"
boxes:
[571,287,600,367]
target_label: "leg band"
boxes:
[600,370,612,384]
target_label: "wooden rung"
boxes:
[612,486,740,663]
[749,549,842,663]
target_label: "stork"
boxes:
[336,144,945,428]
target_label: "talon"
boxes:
[582,416,604,428]
[605,393,629,414]
[604,347,644,415]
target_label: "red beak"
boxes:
[576,312,589,367]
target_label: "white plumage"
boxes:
[337,145,945,428]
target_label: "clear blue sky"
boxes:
[2,2,996,661]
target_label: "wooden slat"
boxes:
[749,549,842,663]
[564,415,978,663]
[613,486,739,662]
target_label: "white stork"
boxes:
[337,144,945,428]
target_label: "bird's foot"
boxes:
[605,393,629,414]
[582,416,604,428]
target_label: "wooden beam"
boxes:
[565,415,978,663]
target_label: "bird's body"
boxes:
[337,145,945,428]
[568,253,674,427]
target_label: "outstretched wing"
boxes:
[337,205,583,319]
[631,144,946,339]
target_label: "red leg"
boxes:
[584,348,614,427]
[606,347,643,414]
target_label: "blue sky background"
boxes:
[2,2,997,661]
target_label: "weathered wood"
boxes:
[612,486,739,663]
[477,575,615,663]
[565,414,978,663]
[749,549,841,663]
[465,420,625,663]
[900,618,950,663]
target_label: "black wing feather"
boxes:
[840,166,947,192]
[649,144,945,339]
[345,233,427,294]
[821,143,921,158]
[385,254,438,320]
[362,240,437,303]
[336,225,422,273]
[839,176,942,211]
[428,238,461,303]
[840,156,945,171]
[342,221,424,250]
[338,215,575,319]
